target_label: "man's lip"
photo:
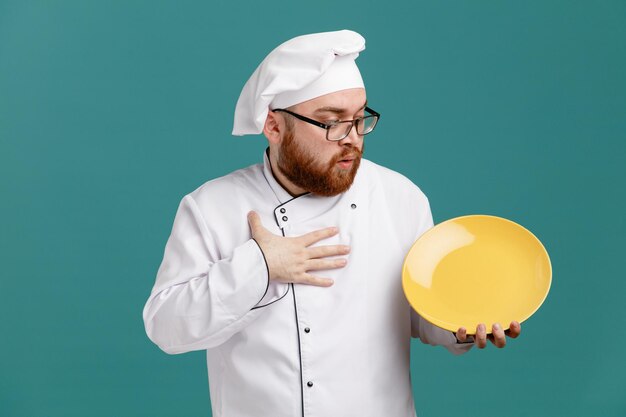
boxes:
[339,155,357,162]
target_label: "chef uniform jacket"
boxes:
[143,150,472,417]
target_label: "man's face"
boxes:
[276,88,366,197]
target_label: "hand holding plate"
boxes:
[455,321,521,349]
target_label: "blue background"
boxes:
[1,1,625,416]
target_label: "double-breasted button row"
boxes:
[303,327,313,388]
[274,206,289,223]
[304,328,312,385]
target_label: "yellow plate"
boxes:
[402,215,551,335]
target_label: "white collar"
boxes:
[261,149,365,230]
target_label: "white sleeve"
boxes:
[411,309,473,355]
[142,195,287,354]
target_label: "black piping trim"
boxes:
[273,193,311,218]
[272,215,305,417]
[251,285,291,310]
[291,283,305,417]
[250,237,271,307]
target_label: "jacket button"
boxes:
[282,216,288,221]
[304,327,310,333]
[280,208,286,213]
[307,381,313,387]
[351,203,357,209]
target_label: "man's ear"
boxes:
[263,111,282,145]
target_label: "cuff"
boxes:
[250,238,289,309]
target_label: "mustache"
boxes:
[334,146,363,162]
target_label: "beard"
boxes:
[277,128,363,197]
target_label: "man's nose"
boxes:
[337,123,361,146]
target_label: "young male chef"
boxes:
[143,29,521,417]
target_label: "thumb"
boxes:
[247,211,265,237]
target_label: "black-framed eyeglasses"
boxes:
[272,106,380,141]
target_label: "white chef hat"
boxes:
[232,30,366,136]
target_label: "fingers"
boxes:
[308,244,351,259]
[473,321,520,350]
[306,258,348,271]
[300,273,335,287]
[299,226,339,246]
[475,324,488,349]
[490,323,507,348]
